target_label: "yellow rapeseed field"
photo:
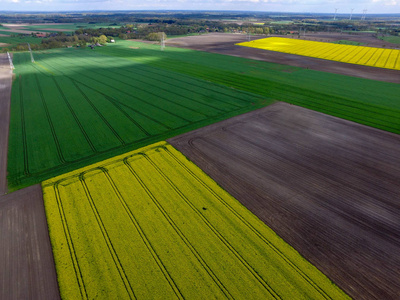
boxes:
[42,141,349,299]
[237,37,400,70]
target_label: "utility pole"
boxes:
[350,8,354,20]
[160,32,165,51]
[361,9,367,21]
[7,52,14,70]
[27,43,34,63]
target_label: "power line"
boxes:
[7,52,14,70]
[28,43,35,63]
[350,8,354,20]
[361,9,367,21]
[160,32,165,51]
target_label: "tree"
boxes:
[146,32,160,41]
[99,35,107,44]
[255,28,263,34]
[78,39,87,47]
[119,33,128,40]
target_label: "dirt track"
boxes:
[0,53,12,195]
[166,33,400,83]
[0,184,60,299]
[169,102,400,299]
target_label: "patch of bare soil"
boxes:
[38,28,73,32]
[283,31,400,49]
[0,43,11,47]
[0,184,60,299]
[0,29,46,34]
[169,102,400,300]
[0,54,12,195]
[166,33,400,84]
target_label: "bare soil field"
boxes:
[0,54,12,195]
[0,184,60,299]
[169,102,400,300]
[0,43,11,47]
[3,23,70,27]
[37,28,72,32]
[283,31,399,48]
[0,29,47,34]
[166,33,400,83]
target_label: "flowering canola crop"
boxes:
[237,37,400,70]
[42,141,348,299]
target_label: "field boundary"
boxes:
[237,37,400,71]
[169,102,400,299]
[0,53,12,195]
[0,184,60,299]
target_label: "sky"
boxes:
[0,0,399,14]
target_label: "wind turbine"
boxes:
[334,8,338,21]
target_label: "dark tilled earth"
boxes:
[0,184,60,300]
[166,33,400,83]
[169,102,400,299]
[0,53,12,195]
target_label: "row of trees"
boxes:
[1,33,110,52]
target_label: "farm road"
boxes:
[0,53,12,195]
[169,102,400,299]
[0,184,60,299]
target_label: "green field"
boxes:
[8,46,270,190]
[333,40,365,46]
[0,34,42,48]
[8,40,400,190]
[97,40,400,133]
[21,23,122,33]
[380,35,400,44]
[42,141,349,299]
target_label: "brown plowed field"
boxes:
[0,184,60,299]
[0,53,12,195]
[166,33,400,83]
[169,102,400,300]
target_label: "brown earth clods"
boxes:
[169,102,400,300]
[0,184,60,300]
[0,53,12,195]
[166,33,400,83]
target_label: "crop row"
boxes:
[237,37,400,70]
[7,49,269,189]
[100,43,400,134]
[42,141,349,299]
